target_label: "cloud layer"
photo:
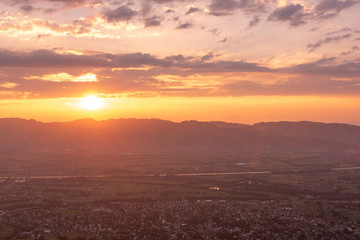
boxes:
[0,0,359,100]
[0,49,359,99]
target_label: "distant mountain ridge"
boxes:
[0,118,359,153]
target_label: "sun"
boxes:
[79,95,104,110]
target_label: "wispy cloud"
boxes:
[307,34,352,52]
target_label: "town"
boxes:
[1,200,360,240]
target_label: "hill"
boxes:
[0,118,359,154]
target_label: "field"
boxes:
[0,150,358,176]
[1,151,360,239]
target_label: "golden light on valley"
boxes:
[78,95,104,110]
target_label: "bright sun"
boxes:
[79,95,104,110]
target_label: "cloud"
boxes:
[176,22,193,29]
[341,45,359,55]
[326,27,353,35]
[209,28,220,35]
[2,49,360,80]
[20,4,34,12]
[144,16,161,27]
[268,0,358,27]
[0,49,168,68]
[73,16,95,28]
[248,15,260,28]
[306,33,351,52]
[6,0,91,11]
[140,1,152,16]
[0,82,18,89]
[218,37,228,43]
[201,51,215,62]
[148,0,180,3]
[185,7,200,15]
[208,0,241,16]
[32,18,92,35]
[37,33,51,40]
[47,0,88,7]
[0,12,95,37]
[208,0,265,16]
[25,72,98,82]
[268,4,307,27]
[285,57,360,78]
[0,49,272,75]
[0,49,360,99]
[314,0,359,19]
[102,6,137,22]
[0,0,359,100]
[0,12,131,39]
[221,77,360,96]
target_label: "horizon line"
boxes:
[1,117,359,127]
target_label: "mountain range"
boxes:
[0,118,359,153]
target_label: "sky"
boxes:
[0,0,359,124]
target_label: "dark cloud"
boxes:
[106,0,125,5]
[1,49,360,98]
[48,0,88,7]
[185,7,200,15]
[307,33,351,52]
[164,54,194,63]
[221,77,360,96]
[0,49,359,80]
[218,37,228,43]
[140,2,152,16]
[308,27,320,32]
[144,16,161,27]
[0,49,168,68]
[0,49,271,75]
[7,0,99,13]
[201,51,215,62]
[267,0,358,27]
[208,0,265,16]
[6,0,90,8]
[208,0,241,16]
[209,28,220,35]
[285,57,360,78]
[182,60,271,74]
[314,0,359,19]
[248,15,260,28]
[341,45,359,55]
[37,33,51,40]
[176,22,193,29]
[102,6,137,22]
[73,17,95,28]
[20,4,34,12]
[268,4,307,27]
[148,0,178,3]
[326,27,353,35]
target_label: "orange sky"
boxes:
[1,95,359,125]
[0,0,359,124]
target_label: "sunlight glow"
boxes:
[79,95,104,110]
[25,73,98,82]
[0,82,18,89]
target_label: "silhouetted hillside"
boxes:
[253,121,360,148]
[0,118,359,153]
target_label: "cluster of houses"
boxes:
[1,200,359,240]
